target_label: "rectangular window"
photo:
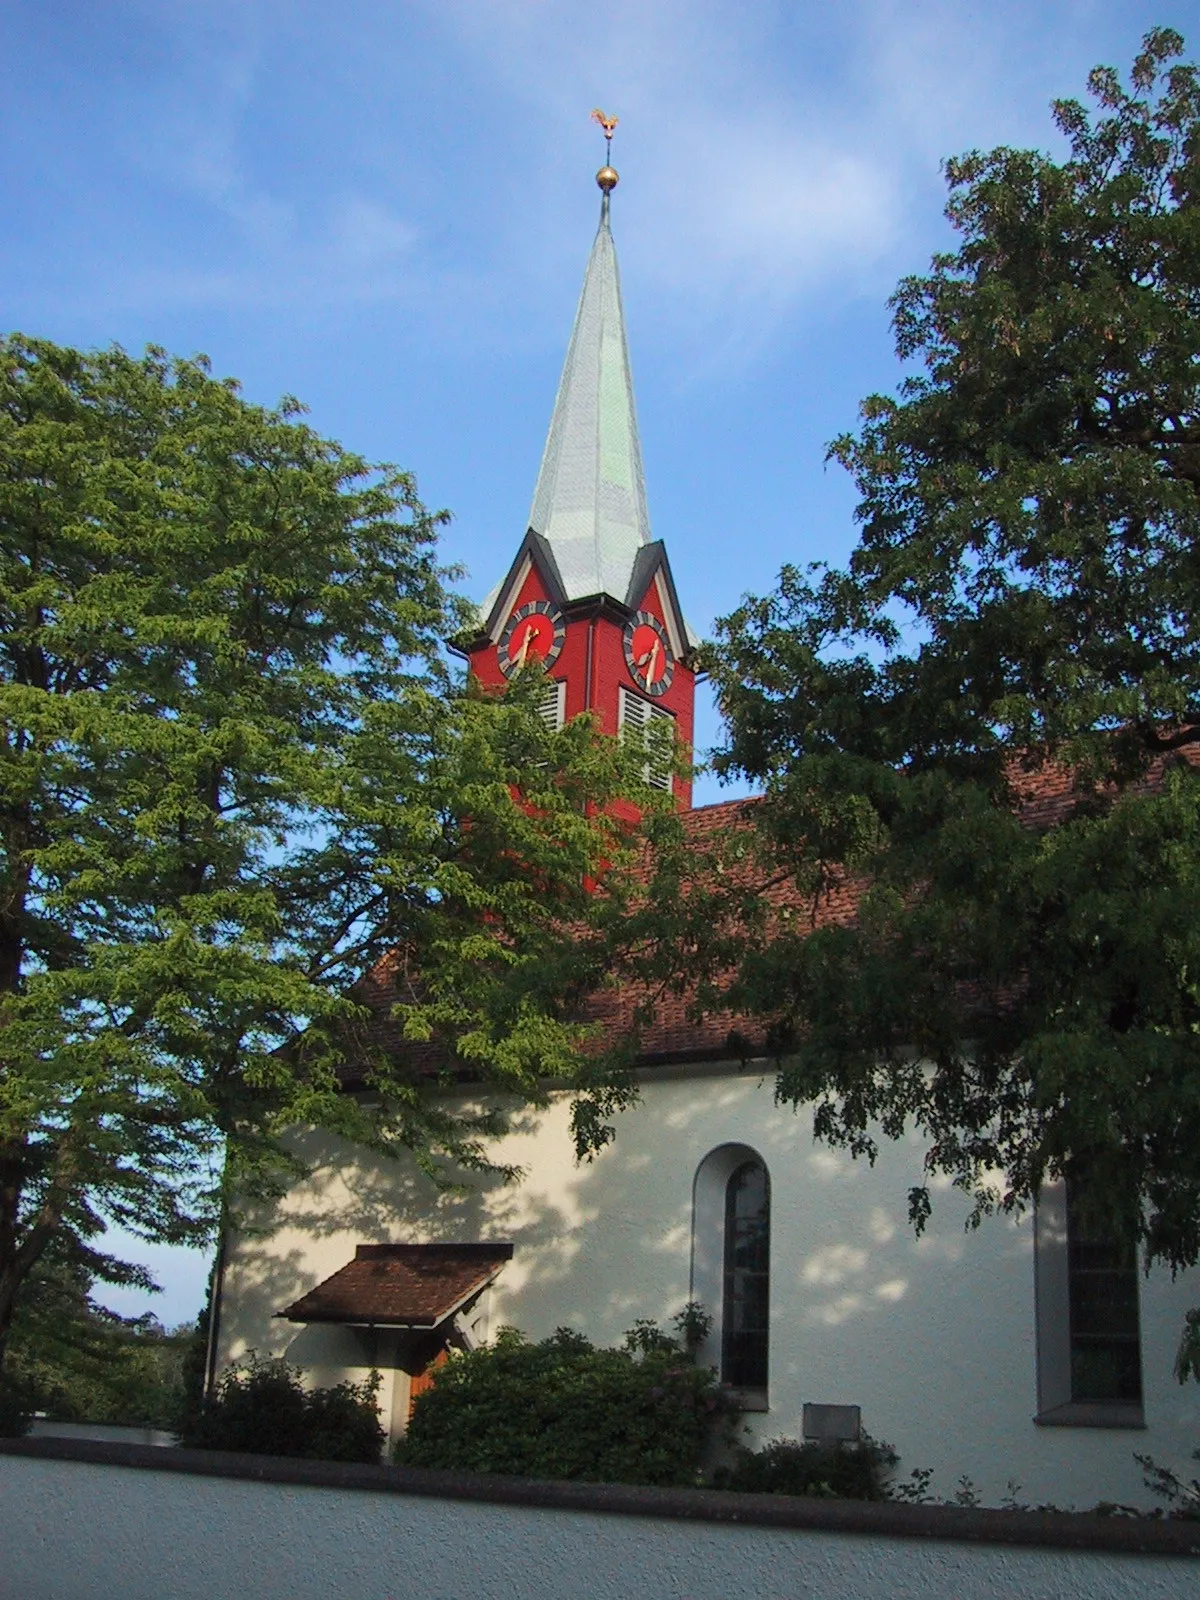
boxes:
[618,686,673,791]
[1034,1177,1144,1426]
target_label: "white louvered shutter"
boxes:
[539,680,566,732]
[619,687,673,791]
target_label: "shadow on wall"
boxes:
[221,1078,1029,1395]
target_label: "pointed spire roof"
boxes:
[527,193,652,603]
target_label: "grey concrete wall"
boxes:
[1,1443,1198,1600]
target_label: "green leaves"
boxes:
[708,34,1200,1286]
[0,335,689,1359]
[397,1317,733,1486]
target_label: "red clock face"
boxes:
[498,600,566,677]
[623,612,674,696]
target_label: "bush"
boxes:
[179,1356,384,1463]
[396,1315,733,1487]
[1136,1450,1200,1520]
[713,1435,898,1500]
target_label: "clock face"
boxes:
[623,611,674,696]
[498,600,566,677]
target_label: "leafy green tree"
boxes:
[3,1243,190,1428]
[710,30,1200,1351]
[0,335,684,1373]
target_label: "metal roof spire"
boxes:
[526,111,653,603]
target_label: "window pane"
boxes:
[1066,1181,1142,1404]
[722,1160,769,1391]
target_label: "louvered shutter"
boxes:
[619,687,673,791]
[539,679,566,731]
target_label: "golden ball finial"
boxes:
[596,165,619,193]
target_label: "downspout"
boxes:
[584,615,596,716]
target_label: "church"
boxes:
[211,151,1200,1510]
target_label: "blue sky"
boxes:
[2,0,1175,1324]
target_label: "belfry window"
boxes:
[539,679,566,732]
[722,1159,770,1390]
[618,686,673,791]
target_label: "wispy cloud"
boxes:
[27,0,1160,344]
[413,0,1137,349]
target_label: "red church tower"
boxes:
[464,137,698,809]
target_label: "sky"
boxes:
[1,0,1177,1324]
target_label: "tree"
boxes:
[709,30,1200,1346]
[0,335,684,1372]
[2,1242,190,1430]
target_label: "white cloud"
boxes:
[56,0,1160,340]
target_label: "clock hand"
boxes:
[517,627,532,668]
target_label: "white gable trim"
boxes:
[487,554,533,644]
[652,570,687,662]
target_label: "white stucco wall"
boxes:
[3,1452,1198,1600]
[217,1062,1200,1509]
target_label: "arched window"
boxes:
[722,1159,770,1390]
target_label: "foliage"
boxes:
[708,31,1200,1314]
[0,333,693,1371]
[2,1243,190,1427]
[178,1354,384,1463]
[713,1435,897,1500]
[396,1316,734,1487]
[1136,1449,1200,1519]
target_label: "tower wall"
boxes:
[466,558,694,809]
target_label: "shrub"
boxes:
[1136,1451,1200,1520]
[713,1435,897,1501]
[396,1315,733,1487]
[179,1356,384,1463]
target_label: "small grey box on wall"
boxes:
[802,1403,861,1443]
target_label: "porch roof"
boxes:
[276,1243,513,1329]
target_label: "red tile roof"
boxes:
[276,1244,514,1327]
[337,747,1200,1080]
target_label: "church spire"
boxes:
[526,114,652,604]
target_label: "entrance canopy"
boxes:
[276,1243,513,1330]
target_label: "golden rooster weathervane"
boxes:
[591,108,620,194]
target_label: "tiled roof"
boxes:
[276,1244,514,1327]
[338,746,1199,1081]
[336,795,837,1080]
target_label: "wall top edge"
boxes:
[2,1437,1198,1557]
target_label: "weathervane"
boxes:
[591,108,619,195]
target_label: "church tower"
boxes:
[465,123,697,809]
